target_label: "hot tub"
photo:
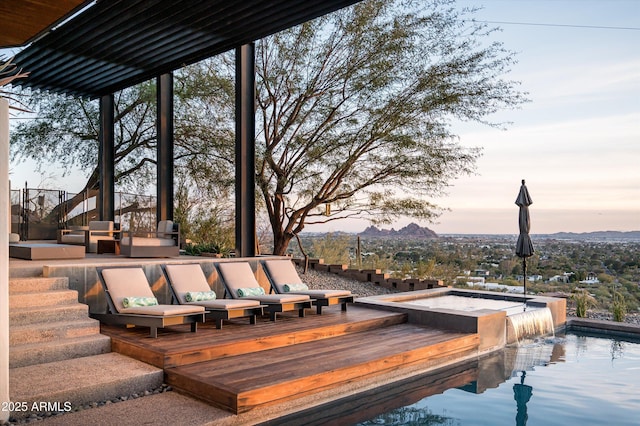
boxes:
[356,288,566,350]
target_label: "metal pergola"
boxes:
[3,0,361,257]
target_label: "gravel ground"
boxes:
[566,308,640,325]
[295,265,399,297]
[2,385,172,425]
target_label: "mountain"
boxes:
[358,223,438,238]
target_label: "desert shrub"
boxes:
[572,289,597,318]
[310,233,351,265]
[611,291,627,322]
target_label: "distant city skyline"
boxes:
[8,0,640,235]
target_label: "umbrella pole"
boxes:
[522,257,527,311]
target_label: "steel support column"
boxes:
[98,94,115,221]
[157,73,174,222]
[235,44,256,257]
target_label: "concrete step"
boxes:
[30,392,226,426]
[8,353,164,421]
[10,318,102,346]
[9,276,69,294]
[9,334,112,368]
[10,303,90,327]
[9,289,80,309]
[9,265,45,278]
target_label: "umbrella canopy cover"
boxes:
[515,180,535,258]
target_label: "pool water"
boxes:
[357,332,640,426]
[403,294,527,314]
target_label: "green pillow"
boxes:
[237,287,265,298]
[185,291,217,302]
[283,283,309,292]
[122,296,158,308]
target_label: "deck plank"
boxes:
[167,324,478,413]
[102,302,479,415]
[101,305,407,368]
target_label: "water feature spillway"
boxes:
[507,307,555,343]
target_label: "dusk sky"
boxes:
[310,0,640,235]
[8,0,639,235]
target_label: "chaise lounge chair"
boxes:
[161,263,265,329]
[261,259,354,314]
[215,262,312,321]
[92,266,206,338]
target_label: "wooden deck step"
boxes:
[103,306,407,368]
[166,324,479,414]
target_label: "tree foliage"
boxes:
[254,0,527,254]
[10,0,527,254]
[10,63,236,237]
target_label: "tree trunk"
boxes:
[272,232,293,256]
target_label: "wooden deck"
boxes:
[258,358,481,426]
[101,305,479,414]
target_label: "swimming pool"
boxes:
[356,332,640,426]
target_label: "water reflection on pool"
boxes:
[357,333,640,426]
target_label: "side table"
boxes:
[97,239,121,255]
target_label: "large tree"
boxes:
[255,0,527,254]
[11,0,526,253]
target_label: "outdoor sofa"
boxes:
[120,220,180,257]
[58,220,120,253]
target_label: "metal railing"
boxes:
[12,185,157,241]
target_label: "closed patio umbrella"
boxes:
[515,179,534,310]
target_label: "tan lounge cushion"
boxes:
[164,264,212,303]
[216,262,265,299]
[61,234,85,244]
[89,220,114,232]
[120,304,204,316]
[284,289,351,298]
[188,299,261,309]
[121,237,176,247]
[157,220,175,238]
[239,293,310,304]
[164,264,261,309]
[101,267,203,314]
[102,268,154,312]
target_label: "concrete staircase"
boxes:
[9,276,111,368]
[8,274,164,421]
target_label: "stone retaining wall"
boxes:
[292,258,445,292]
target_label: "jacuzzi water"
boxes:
[403,294,530,316]
[356,332,640,426]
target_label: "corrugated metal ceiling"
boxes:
[11,0,360,98]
